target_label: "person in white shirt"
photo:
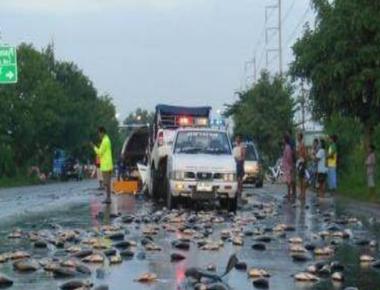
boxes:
[233,136,246,195]
[315,139,328,198]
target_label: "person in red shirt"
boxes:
[297,132,308,201]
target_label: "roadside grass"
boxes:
[336,141,380,203]
[338,171,380,203]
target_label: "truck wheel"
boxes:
[164,175,177,209]
[151,168,160,200]
[166,191,178,210]
[227,195,237,213]
[219,198,228,209]
[256,179,264,188]
[157,160,167,200]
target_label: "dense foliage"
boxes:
[225,71,295,163]
[290,0,380,143]
[123,108,154,126]
[290,0,380,196]
[0,43,120,177]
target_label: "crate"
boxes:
[112,180,139,195]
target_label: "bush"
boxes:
[0,145,16,177]
[325,115,379,200]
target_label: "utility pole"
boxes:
[278,0,283,75]
[265,0,282,75]
[253,56,257,84]
[300,80,307,131]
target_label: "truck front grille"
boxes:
[196,172,213,180]
[185,172,196,179]
[213,173,223,179]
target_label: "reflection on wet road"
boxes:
[0,180,379,290]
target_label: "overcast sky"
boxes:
[1,0,314,120]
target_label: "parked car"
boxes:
[243,141,264,187]
[61,157,82,181]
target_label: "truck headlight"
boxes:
[171,170,185,180]
[223,173,236,182]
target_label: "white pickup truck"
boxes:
[148,105,211,199]
[164,128,238,211]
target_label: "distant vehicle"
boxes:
[165,128,238,211]
[52,149,66,178]
[243,141,264,187]
[61,157,82,181]
[148,104,211,199]
[53,150,82,181]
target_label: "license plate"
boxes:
[192,192,215,200]
[196,182,213,192]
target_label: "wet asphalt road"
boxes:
[0,180,380,290]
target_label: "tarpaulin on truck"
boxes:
[155,104,211,117]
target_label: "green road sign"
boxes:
[0,46,18,84]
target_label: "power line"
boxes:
[266,49,279,67]
[256,46,267,74]
[282,0,297,24]
[269,54,279,66]
[285,5,312,46]
[253,18,266,57]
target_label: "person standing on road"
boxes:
[233,135,246,195]
[282,134,294,198]
[286,130,297,196]
[366,144,376,197]
[327,134,338,194]
[92,127,113,204]
[316,139,328,198]
[95,156,103,189]
[297,132,307,201]
[310,138,320,189]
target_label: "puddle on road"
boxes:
[0,184,379,290]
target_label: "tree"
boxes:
[225,71,295,163]
[121,108,154,139]
[0,43,121,177]
[290,0,380,145]
[123,108,154,126]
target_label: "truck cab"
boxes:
[165,128,238,211]
[148,104,211,199]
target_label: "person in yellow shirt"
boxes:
[92,127,113,204]
[327,134,338,193]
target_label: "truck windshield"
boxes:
[174,131,231,155]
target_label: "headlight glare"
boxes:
[171,170,185,180]
[223,173,236,182]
